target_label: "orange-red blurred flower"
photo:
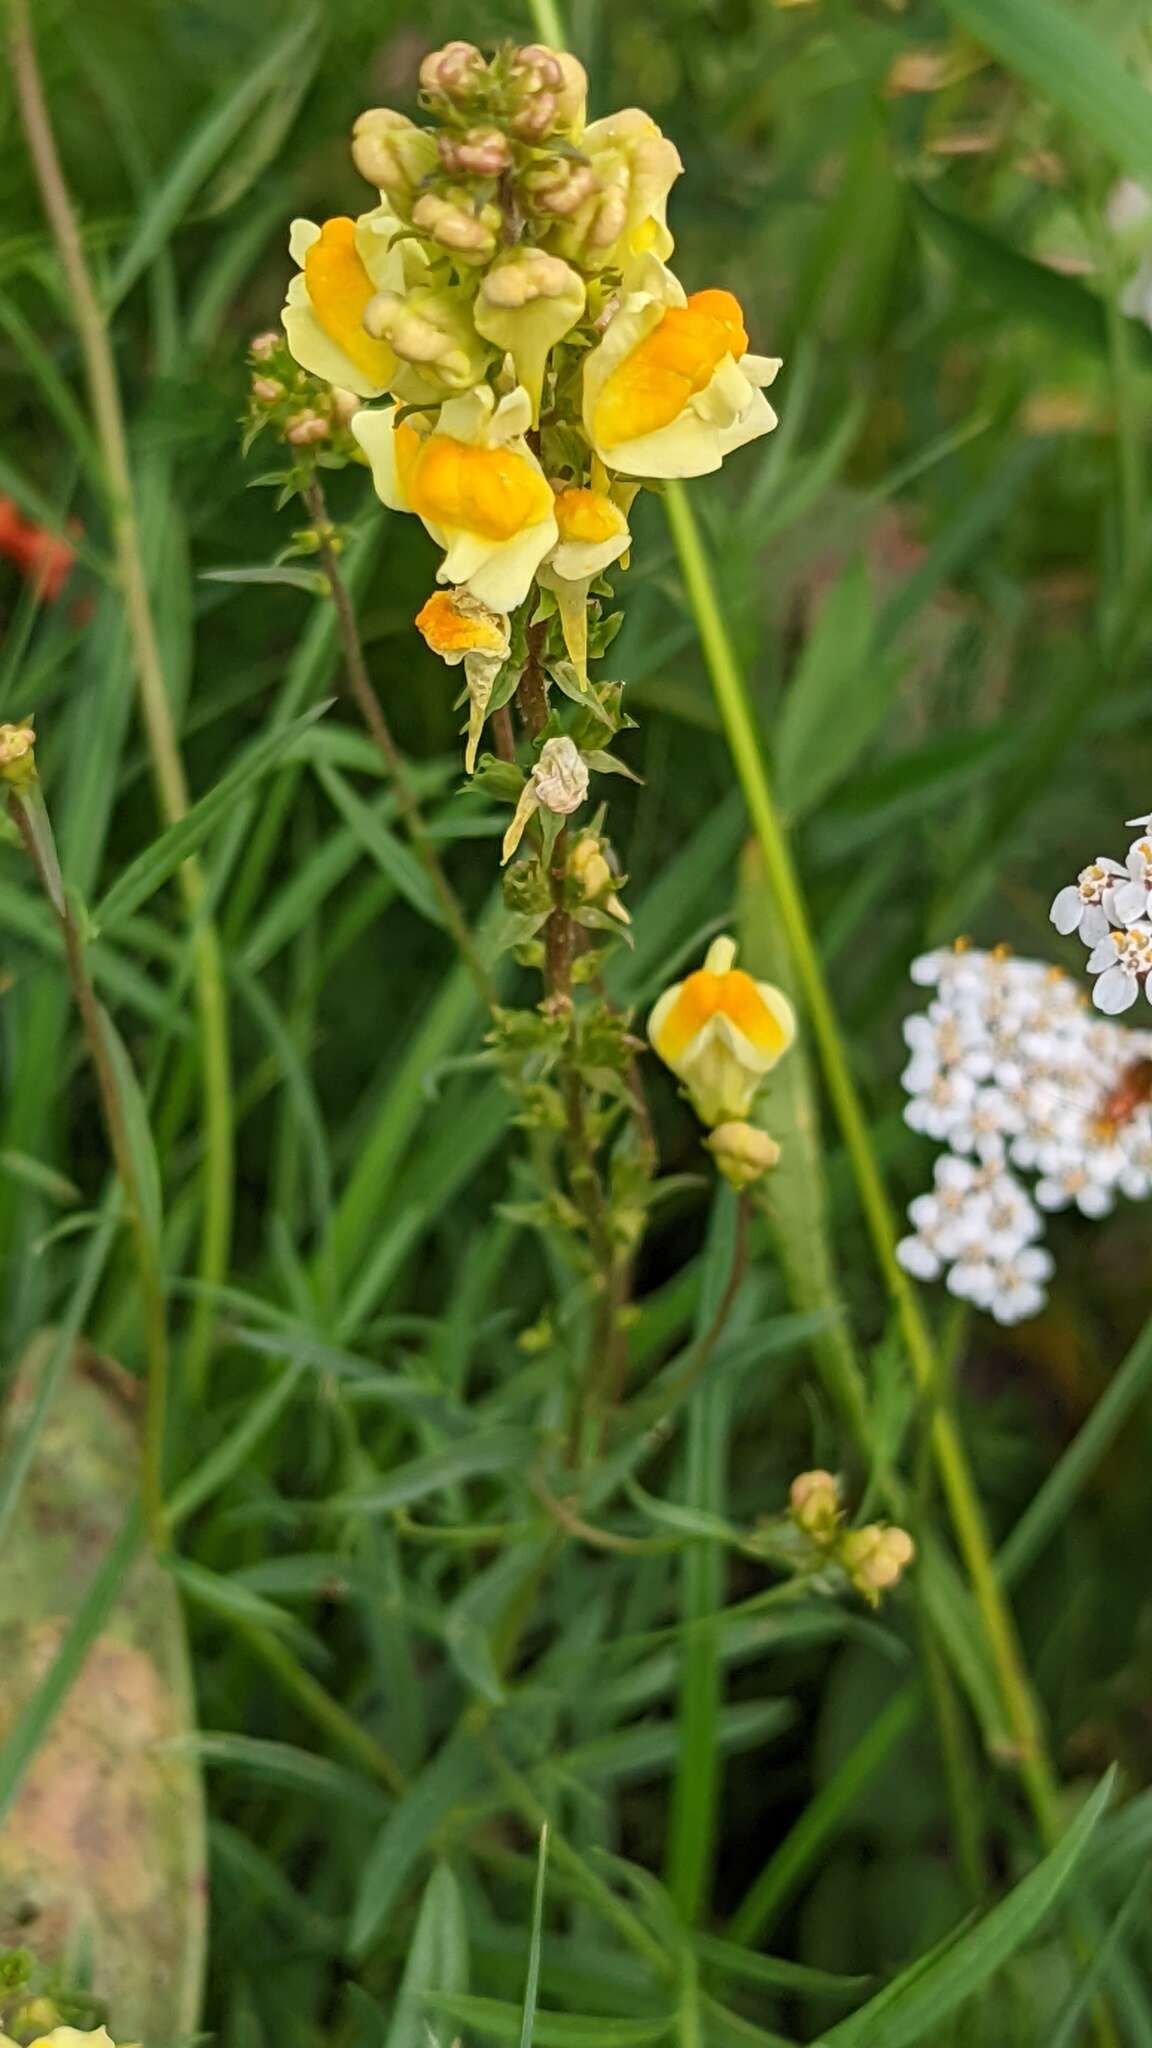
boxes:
[0,499,76,602]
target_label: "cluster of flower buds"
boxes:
[896,942,1152,1324]
[0,719,36,793]
[1051,806,1152,1014]
[274,36,780,928]
[788,1470,915,1606]
[245,333,361,455]
[647,935,793,1186]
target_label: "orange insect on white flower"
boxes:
[648,935,796,1126]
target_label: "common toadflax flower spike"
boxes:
[275,36,779,779]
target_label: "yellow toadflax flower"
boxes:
[282,209,410,398]
[473,249,586,426]
[414,588,511,773]
[352,384,559,612]
[583,257,780,479]
[648,935,795,1127]
[537,485,631,684]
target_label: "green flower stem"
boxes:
[301,475,495,1008]
[10,0,233,1406]
[663,479,1060,1836]
[8,786,170,1550]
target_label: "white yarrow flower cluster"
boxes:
[896,946,1152,1325]
[1050,815,1152,1013]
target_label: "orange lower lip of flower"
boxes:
[653,966,788,1065]
[553,486,625,545]
[593,288,749,450]
[415,591,506,653]
[303,217,396,385]
[396,421,553,541]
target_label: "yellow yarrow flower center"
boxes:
[414,590,507,654]
[553,486,626,545]
[395,421,553,540]
[304,217,396,385]
[593,289,749,450]
[653,966,788,1067]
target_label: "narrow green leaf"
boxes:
[520,1827,551,2048]
[428,1995,672,2048]
[940,0,1152,189]
[775,561,893,818]
[821,1771,1115,2047]
[386,1862,470,2048]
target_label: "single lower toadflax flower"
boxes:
[647,935,796,1127]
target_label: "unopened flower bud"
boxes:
[351,107,437,201]
[251,376,284,403]
[705,1120,780,1189]
[840,1524,916,1604]
[286,410,329,445]
[249,331,281,361]
[532,735,588,815]
[439,126,511,177]
[0,720,36,790]
[789,1469,841,1540]
[512,43,566,93]
[570,833,630,923]
[419,40,487,101]
[331,387,360,424]
[511,91,558,141]
[587,185,629,250]
[411,191,498,261]
[527,160,600,218]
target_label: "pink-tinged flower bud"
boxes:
[512,43,565,92]
[249,331,281,361]
[251,376,284,404]
[840,1524,916,1603]
[789,1470,841,1540]
[511,90,558,141]
[419,40,486,100]
[439,126,512,177]
[285,410,329,445]
[411,191,499,261]
[330,387,360,424]
[527,160,600,217]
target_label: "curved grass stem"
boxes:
[10,0,233,1408]
[8,786,170,1549]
